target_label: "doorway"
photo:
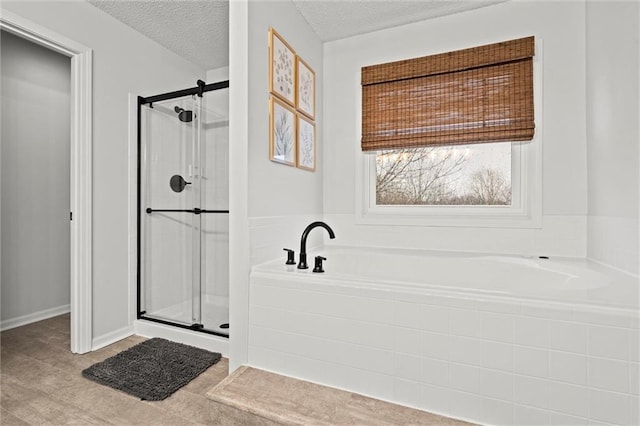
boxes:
[0,11,93,353]
[0,30,71,331]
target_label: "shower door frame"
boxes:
[136,80,229,338]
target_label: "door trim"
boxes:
[0,9,93,353]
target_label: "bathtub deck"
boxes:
[206,366,473,425]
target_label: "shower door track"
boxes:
[141,80,229,104]
[145,208,229,215]
[138,315,228,338]
[136,79,230,339]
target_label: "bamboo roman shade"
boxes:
[361,36,535,151]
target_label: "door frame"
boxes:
[0,9,93,353]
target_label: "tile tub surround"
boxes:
[248,248,639,425]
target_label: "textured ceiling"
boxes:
[87,0,229,70]
[88,0,507,71]
[293,0,507,42]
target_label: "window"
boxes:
[376,142,512,206]
[358,37,541,227]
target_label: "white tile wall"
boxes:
[421,357,449,387]
[548,382,588,418]
[422,331,449,360]
[549,320,588,353]
[587,216,639,276]
[449,363,480,394]
[481,340,514,372]
[630,363,639,396]
[394,378,423,408]
[515,317,550,348]
[589,325,629,360]
[396,327,423,356]
[481,312,515,343]
[548,411,587,425]
[514,375,549,409]
[449,336,482,366]
[629,395,639,425]
[249,275,639,425]
[479,369,513,401]
[448,390,482,422]
[481,397,514,425]
[589,357,630,393]
[449,308,481,338]
[514,346,549,378]
[514,404,549,425]
[421,383,450,415]
[394,352,422,381]
[589,388,630,425]
[629,330,639,362]
[549,351,588,386]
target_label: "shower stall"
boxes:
[137,80,229,337]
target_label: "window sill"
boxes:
[356,205,542,229]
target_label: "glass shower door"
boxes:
[200,87,229,335]
[140,95,203,328]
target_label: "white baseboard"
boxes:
[91,325,134,351]
[134,319,229,356]
[1,304,70,331]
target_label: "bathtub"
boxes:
[249,246,639,425]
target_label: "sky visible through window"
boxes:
[376,142,512,206]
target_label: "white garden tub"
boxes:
[249,246,639,425]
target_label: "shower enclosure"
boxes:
[137,80,229,337]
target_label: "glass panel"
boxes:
[191,96,202,327]
[375,142,512,206]
[200,87,229,335]
[140,95,199,326]
[139,87,229,336]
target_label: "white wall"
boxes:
[234,0,325,371]
[1,1,204,341]
[228,0,250,372]
[248,1,323,221]
[586,1,639,275]
[206,66,229,84]
[323,0,588,257]
[1,30,71,327]
[246,1,325,264]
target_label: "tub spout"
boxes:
[298,221,335,269]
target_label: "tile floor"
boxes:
[0,314,272,425]
[1,315,471,425]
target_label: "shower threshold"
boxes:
[140,295,229,338]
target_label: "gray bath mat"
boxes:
[82,337,221,401]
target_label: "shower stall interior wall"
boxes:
[138,82,229,337]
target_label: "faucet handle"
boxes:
[283,248,296,265]
[313,256,326,273]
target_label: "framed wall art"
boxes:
[296,113,316,171]
[269,96,296,166]
[269,28,296,106]
[296,56,315,119]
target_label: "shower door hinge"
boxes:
[70,212,73,221]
